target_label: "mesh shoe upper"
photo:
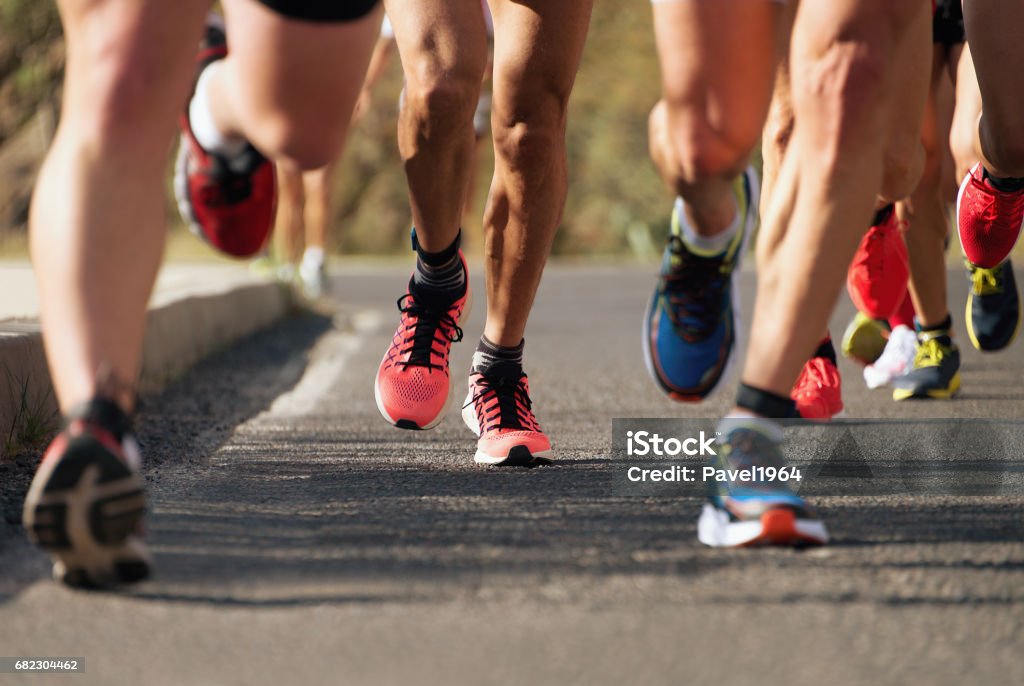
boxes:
[375,255,469,429]
[958,163,1024,269]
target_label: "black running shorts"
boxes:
[255,0,380,23]
[932,0,965,46]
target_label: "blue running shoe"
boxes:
[965,258,1021,352]
[643,168,758,401]
[698,417,828,548]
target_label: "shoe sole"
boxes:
[841,316,888,366]
[642,167,759,403]
[23,436,151,588]
[892,371,961,401]
[697,503,828,548]
[374,288,473,431]
[461,392,553,467]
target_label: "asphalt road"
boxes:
[1,263,1022,686]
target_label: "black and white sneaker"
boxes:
[23,399,151,588]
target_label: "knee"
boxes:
[650,101,758,186]
[491,84,572,174]
[403,60,484,135]
[68,38,181,150]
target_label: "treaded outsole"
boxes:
[23,435,151,589]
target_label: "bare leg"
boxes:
[948,43,981,182]
[383,0,488,251]
[303,163,336,252]
[30,0,210,413]
[903,45,954,327]
[206,0,380,171]
[741,0,930,398]
[274,160,305,265]
[481,0,594,346]
[962,0,1024,177]
[648,0,784,237]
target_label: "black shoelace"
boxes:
[662,235,731,339]
[466,371,531,431]
[397,293,463,371]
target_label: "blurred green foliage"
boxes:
[1,1,673,256]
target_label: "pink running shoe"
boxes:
[374,254,470,430]
[462,366,552,467]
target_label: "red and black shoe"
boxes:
[462,364,552,467]
[173,13,275,258]
[957,162,1024,269]
[22,399,151,588]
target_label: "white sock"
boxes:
[188,62,249,163]
[675,195,741,254]
[302,246,325,268]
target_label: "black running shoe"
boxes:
[23,399,151,588]
[965,258,1021,352]
[892,332,961,400]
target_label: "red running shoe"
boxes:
[462,365,552,466]
[791,357,844,421]
[374,254,471,430]
[846,207,909,320]
[174,15,275,258]
[957,162,1024,269]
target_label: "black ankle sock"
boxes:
[812,337,838,365]
[472,335,524,376]
[917,314,952,335]
[66,398,133,442]
[412,229,465,294]
[871,203,895,227]
[982,168,1024,193]
[736,383,797,420]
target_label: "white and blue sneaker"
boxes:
[698,417,828,548]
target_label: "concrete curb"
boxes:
[0,280,291,458]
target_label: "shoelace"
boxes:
[465,372,535,432]
[662,235,732,338]
[969,262,1004,296]
[913,337,949,369]
[978,175,1024,224]
[396,293,463,371]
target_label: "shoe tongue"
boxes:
[480,361,522,382]
[408,278,461,308]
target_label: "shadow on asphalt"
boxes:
[0,309,334,604]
